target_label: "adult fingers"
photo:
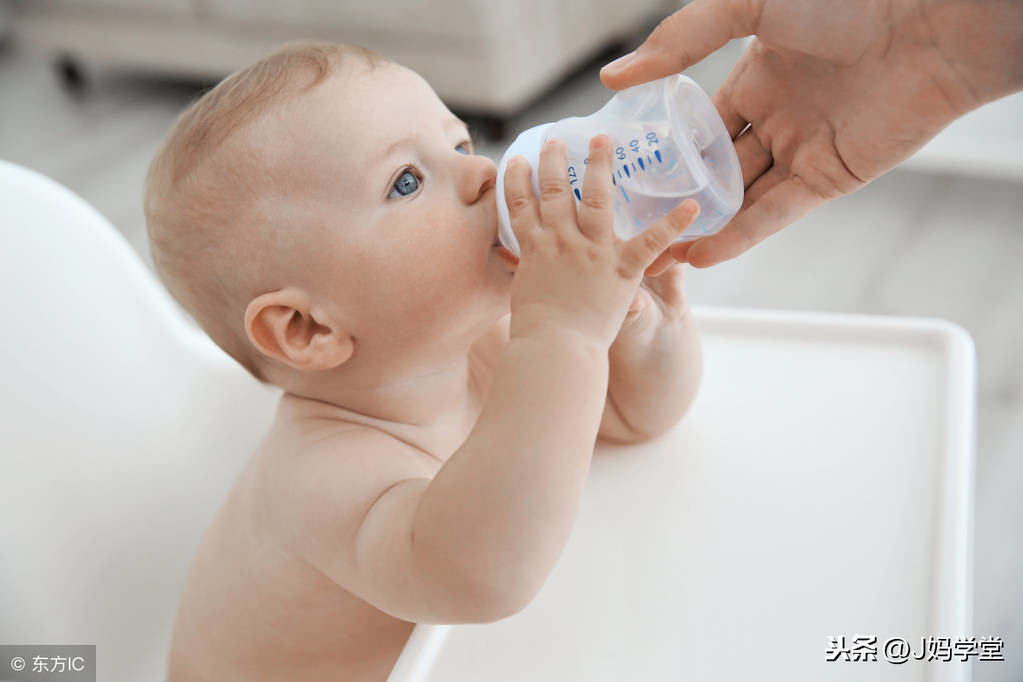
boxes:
[667,164,784,263]
[742,163,786,207]
[711,38,762,139]
[537,139,577,234]
[502,156,541,252]
[620,199,700,276]
[600,0,762,90]
[733,127,773,189]
[712,83,748,140]
[576,135,616,241]
[682,172,826,267]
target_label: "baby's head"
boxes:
[145,41,513,390]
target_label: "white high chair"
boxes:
[0,159,281,679]
[0,159,977,682]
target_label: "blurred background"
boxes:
[1,0,1020,679]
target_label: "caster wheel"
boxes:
[54,54,87,93]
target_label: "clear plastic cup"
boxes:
[495,73,743,257]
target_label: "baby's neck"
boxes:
[280,355,481,463]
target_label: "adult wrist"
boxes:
[913,0,1023,109]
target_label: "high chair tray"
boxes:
[389,306,976,682]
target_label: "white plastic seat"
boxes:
[0,159,280,680]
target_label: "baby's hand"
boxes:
[502,135,699,348]
[617,258,691,340]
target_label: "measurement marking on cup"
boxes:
[654,150,662,163]
[638,158,645,171]
[620,186,630,203]
[573,188,581,200]
[624,165,630,178]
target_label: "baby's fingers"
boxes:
[576,135,615,241]
[537,139,577,234]
[503,156,541,252]
[620,199,700,276]
[644,248,678,277]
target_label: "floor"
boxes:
[1,33,1020,681]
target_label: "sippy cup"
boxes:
[495,73,743,257]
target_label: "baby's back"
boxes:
[166,400,442,682]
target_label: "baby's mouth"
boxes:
[494,242,519,268]
[489,220,516,264]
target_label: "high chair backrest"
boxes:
[0,160,280,680]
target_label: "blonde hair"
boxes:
[144,41,387,382]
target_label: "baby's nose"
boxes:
[460,155,498,204]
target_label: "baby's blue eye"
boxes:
[456,142,471,155]
[390,169,420,198]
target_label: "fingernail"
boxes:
[602,50,637,75]
[683,200,700,215]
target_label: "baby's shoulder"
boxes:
[275,415,432,494]
[257,414,432,557]
[270,394,424,464]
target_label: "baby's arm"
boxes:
[598,266,702,443]
[481,298,702,446]
[279,136,700,626]
[283,322,610,625]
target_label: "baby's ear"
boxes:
[244,288,353,371]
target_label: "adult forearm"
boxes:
[606,310,702,440]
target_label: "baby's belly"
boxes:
[167,497,416,681]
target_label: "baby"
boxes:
[145,41,703,681]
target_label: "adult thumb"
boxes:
[600,0,761,90]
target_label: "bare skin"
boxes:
[601,0,1023,267]
[167,370,484,682]
[166,61,702,681]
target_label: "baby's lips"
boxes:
[495,245,519,268]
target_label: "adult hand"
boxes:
[601,0,1023,267]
